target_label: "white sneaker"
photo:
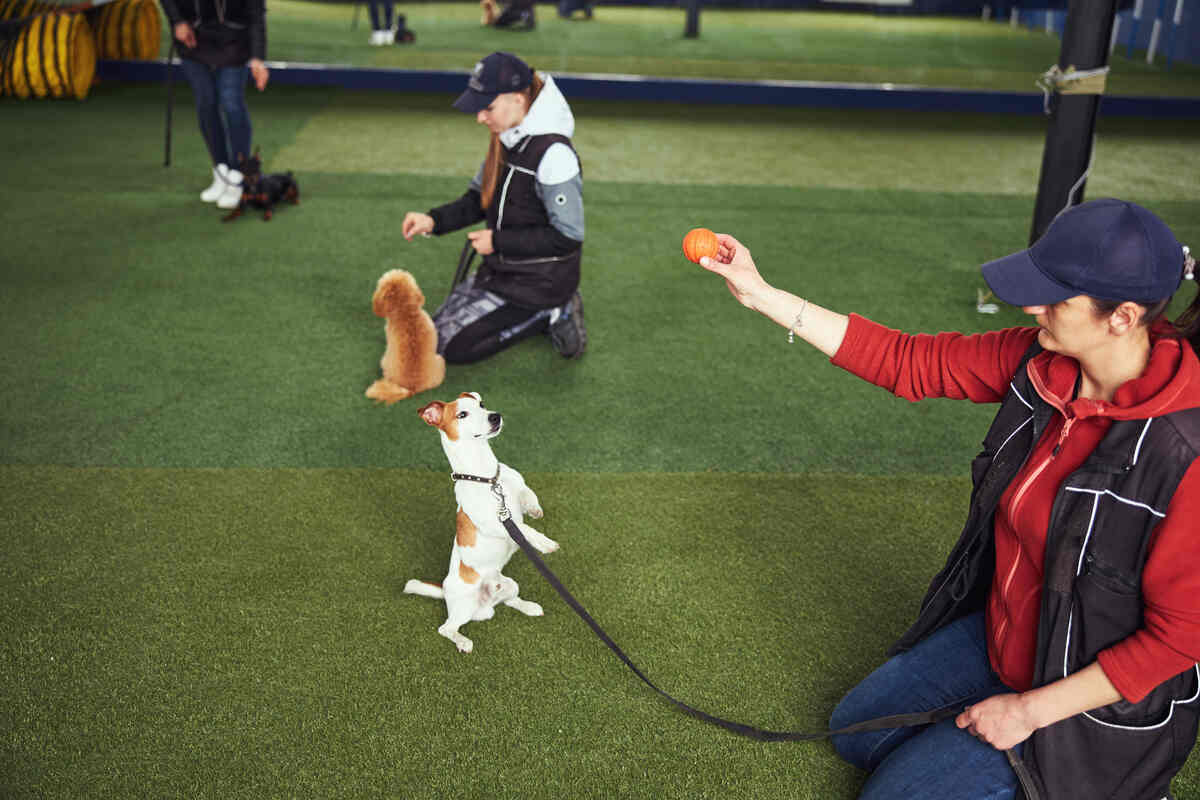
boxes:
[216,168,244,209]
[369,29,385,45]
[200,164,228,202]
[383,29,396,44]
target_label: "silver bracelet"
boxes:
[787,298,808,344]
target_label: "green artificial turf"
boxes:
[2,80,1200,798]
[147,0,1200,96]
[0,466,987,799]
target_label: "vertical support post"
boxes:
[1146,0,1166,62]
[1029,0,1119,244]
[684,0,700,38]
[1126,0,1143,57]
[1165,0,1184,67]
[164,41,176,167]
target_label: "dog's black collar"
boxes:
[450,464,500,485]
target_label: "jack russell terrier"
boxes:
[405,392,559,653]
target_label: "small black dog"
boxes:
[222,149,300,222]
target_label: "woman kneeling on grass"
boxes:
[698,198,1200,800]
[401,51,587,363]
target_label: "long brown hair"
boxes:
[1091,251,1200,352]
[479,72,544,210]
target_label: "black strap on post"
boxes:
[164,40,176,167]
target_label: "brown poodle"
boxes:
[365,269,445,404]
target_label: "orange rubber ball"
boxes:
[682,228,719,264]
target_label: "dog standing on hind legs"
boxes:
[405,392,559,653]
[365,269,445,403]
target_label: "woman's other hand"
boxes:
[956,694,1040,751]
[402,212,435,241]
[467,229,494,256]
[249,59,269,91]
[698,233,771,312]
[173,21,197,48]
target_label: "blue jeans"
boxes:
[830,612,1023,800]
[367,0,393,30]
[178,59,252,168]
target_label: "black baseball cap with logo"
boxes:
[452,52,534,114]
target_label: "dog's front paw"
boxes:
[520,490,543,518]
[540,537,560,554]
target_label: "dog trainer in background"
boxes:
[161,0,268,211]
[401,52,588,363]
[697,200,1200,800]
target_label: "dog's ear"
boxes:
[418,401,444,427]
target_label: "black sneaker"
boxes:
[549,292,586,359]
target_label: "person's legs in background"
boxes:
[213,66,252,209]
[493,0,535,30]
[829,612,1022,800]
[178,59,231,202]
[557,0,594,19]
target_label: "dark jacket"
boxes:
[160,0,266,66]
[892,341,1200,800]
[428,75,583,309]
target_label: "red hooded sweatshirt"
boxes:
[831,313,1200,703]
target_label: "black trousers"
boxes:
[433,276,552,364]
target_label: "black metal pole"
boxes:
[164,40,176,167]
[1028,0,1119,244]
[684,0,700,38]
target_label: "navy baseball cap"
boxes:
[982,198,1185,307]
[452,52,533,114]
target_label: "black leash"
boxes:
[164,40,176,167]
[500,511,962,741]
[451,238,476,291]
[451,470,956,741]
[451,470,1044,797]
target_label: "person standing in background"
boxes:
[161,0,268,210]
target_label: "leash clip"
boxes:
[491,478,512,521]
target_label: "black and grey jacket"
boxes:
[160,0,266,66]
[428,74,584,309]
[892,342,1200,800]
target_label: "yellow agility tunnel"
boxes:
[0,7,96,99]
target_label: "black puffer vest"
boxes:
[891,342,1200,800]
[475,133,581,309]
